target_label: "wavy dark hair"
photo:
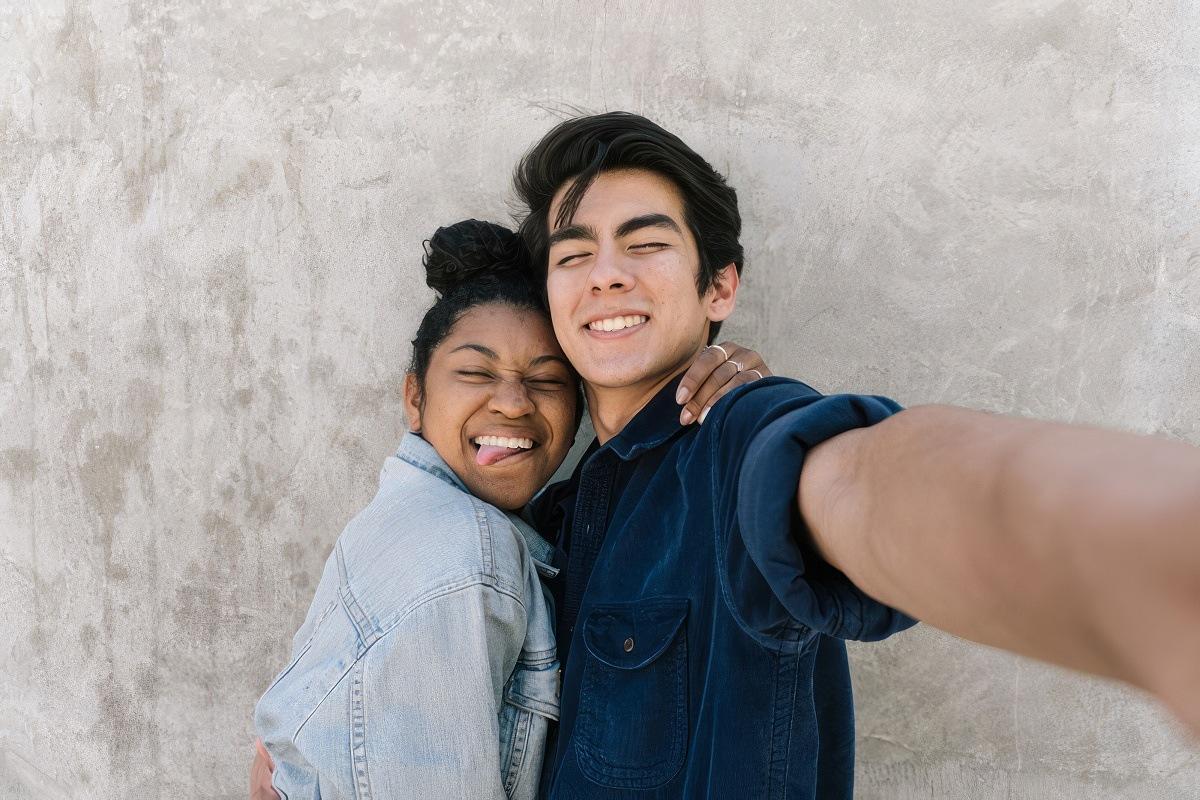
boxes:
[513,111,744,343]
[408,219,582,424]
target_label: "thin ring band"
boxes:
[747,369,764,380]
[708,344,730,360]
[728,360,744,373]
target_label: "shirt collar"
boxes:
[602,374,690,461]
[395,432,560,575]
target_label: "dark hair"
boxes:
[513,111,743,343]
[408,219,583,426]
[409,219,544,386]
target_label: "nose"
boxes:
[488,378,535,419]
[587,243,636,295]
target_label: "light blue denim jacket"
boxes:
[254,432,560,800]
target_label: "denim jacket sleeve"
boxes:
[261,579,528,800]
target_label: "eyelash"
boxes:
[555,242,669,266]
[457,371,566,388]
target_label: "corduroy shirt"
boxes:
[529,375,917,799]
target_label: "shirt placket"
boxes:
[559,449,618,653]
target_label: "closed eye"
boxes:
[555,251,589,267]
[630,242,669,252]
[456,370,493,381]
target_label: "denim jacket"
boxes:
[254,432,561,800]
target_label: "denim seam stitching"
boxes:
[288,581,527,747]
[350,659,373,800]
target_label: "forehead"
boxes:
[549,168,686,230]
[440,304,562,360]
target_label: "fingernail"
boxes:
[680,408,694,425]
[699,407,710,424]
[676,386,689,404]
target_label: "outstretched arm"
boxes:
[799,405,1200,734]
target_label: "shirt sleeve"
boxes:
[710,378,918,642]
[325,583,524,800]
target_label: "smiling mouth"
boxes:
[472,435,538,467]
[586,314,648,333]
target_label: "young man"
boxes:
[511,112,1200,798]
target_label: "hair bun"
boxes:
[422,219,531,296]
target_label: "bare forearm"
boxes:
[801,405,1200,732]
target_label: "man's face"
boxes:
[545,168,736,392]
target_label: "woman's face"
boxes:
[404,303,579,510]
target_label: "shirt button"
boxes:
[623,637,635,653]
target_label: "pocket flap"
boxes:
[582,598,688,670]
[504,661,561,720]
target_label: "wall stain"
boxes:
[346,374,406,419]
[0,447,40,486]
[79,623,99,659]
[205,250,254,346]
[68,349,88,373]
[208,159,274,209]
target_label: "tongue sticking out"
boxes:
[476,444,524,466]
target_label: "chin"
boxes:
[471,482,535,512]
[580,357,666,389]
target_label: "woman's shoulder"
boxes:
[333,458,533,627]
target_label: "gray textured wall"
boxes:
[2,1,1198,798]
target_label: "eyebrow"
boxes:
[450,344,570,369]
[547,213,683,248]
[615,213,683,239]
[547,223,599,248]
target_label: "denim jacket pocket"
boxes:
[500,659,561,800]
[575,598,689,789]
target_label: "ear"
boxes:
[704,263,739,323]
[403,372,423,433]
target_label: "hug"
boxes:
[252,112,1200,799]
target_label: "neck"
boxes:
[585,348,704,443]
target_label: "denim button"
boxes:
[623,637,634,653]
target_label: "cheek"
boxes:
[547,276,577,325]
[541,394,578,444]
[423,388,476,444]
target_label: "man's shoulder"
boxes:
[715,376,823,415]
[695,377,825,447]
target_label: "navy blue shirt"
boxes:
[529,376,916,799]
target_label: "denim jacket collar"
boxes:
[394,432,470,493]
[395,432,559,577]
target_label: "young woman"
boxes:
[252,220,768,799]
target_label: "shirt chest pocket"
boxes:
[575,598,689,789]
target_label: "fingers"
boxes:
[255,738,275,770]
[678,342,772,425]
[696,370,766,423]
[680,359,741,424]
[676,344,731,407]
[250,740,280,800]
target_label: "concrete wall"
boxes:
[2,1,1197,797]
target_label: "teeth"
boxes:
[472,436,534,450]
[588,315,648,332]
